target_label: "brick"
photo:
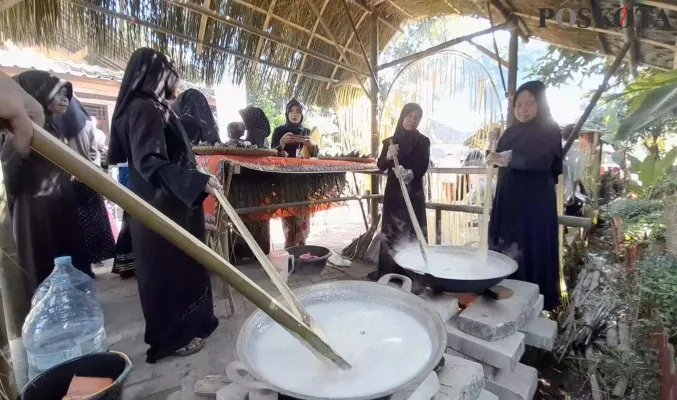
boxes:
[435,354,485,400]
[520,317,558,351]
[484,363,538,400]
[445,349,498,379]
[390,372,439,400]
[421,294,460,323]
[528,295,544,320]
[457,280,539,341]
[477,389,499,400]
[446,319,525,371]
[216,383,249,400]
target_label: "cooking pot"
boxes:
[393,245,518,294]
[227,274,447,400]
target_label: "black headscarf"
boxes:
[172,89,219,144]
[53,97,91,139]
[108,48,180,164]
[497,80,560,168]
[13,70,73,136]
[393,103,424,158]
[239,106,271,147]
[282,98,310,136]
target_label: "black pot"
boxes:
[285,245,331,276]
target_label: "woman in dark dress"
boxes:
[0,71,92,290]
[111,162,135,278]
[54,98,116,267]
[171,89,220,145]
[108,48,220,362]
[369,103,430,281]
[270,98,318,248]
[239,106,271,147]
[487,81,563,311]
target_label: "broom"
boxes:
[342,214,380,260]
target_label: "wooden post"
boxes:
[369,11,380,225]
[435,209,442,245]
[506,18,519,127]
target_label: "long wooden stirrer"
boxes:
[206,178,316,330]
[478,133,499,254]
[27,122,351,370]
[391,141,430,266]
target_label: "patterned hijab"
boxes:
[172,88,219,142]
[239,106,270,147]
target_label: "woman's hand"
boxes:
[394,165,414,184]
[486,150,512,167]
[303,138,314,148]
[488,127,501,146]
[279,132,293,147]
[386,144,399,160]
[204,175,223,195]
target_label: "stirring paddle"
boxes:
[27,122,351,370]
[391,140,430,266]
[478,130,499,255]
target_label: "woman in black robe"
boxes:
[108,48,220,362]
[239,106,271,147]
[369,103,430,281]
[54,97,116,267]
[0,71,92,291]
[270,99,318,247]
[487,80,563,311]
[171,89,221,145]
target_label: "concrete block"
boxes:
[249,389,278,400]
[434,354,485,400]
[446,319,525,371]
[457,280,539,341]
[216,383,249,400]
[422,294,460,323]
[446,349,498,379]
[391,371,440,400]
[520,317,558,351]
[478,389,499,400]
[485,362,538,400]
[528,295,544,320]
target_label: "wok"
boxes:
[393,245,518,294]
[227,274,447,400]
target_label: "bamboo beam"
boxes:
[66,0,339,84]
[195,0,212,53]
[673,36,677,69]
[369,11,380,226]
[589,0,610,54]
[635,0,677,12]
[468,40,509,68]
[294,0,330,87]
[340,0,379,86]
[515,12,677,51]
[489,0,530,42]
[253,0,278,60]
[622,0,639,74]
[377,23,510,70]
[216,0,363,59]
[326,10,369,89]
[563,41,632,156]
[349,0,403,33]
[548,41,668,70]
[165,0,369,76]
[507,19,519,127]
[386,0,413,18]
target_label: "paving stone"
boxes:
[477,389,499,400]
[435,354,485,400]
[457,280,540,342]
[216,383,249,400]
[249,389,279,400]
[445,349,498,379]
[484,362,538,400]
[446,318,525,371]
[391,371,440,400]
[520,317,558,351]
[421,295,460,323]
[528,295,544,320]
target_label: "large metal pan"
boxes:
[227,274,447,400]
[393,245,518,294]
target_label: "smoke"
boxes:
[496,239,522,261]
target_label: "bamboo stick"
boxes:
[29,123,350,370]
[479,135,498,253]
[391,142,430,265]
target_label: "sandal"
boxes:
[174,338,205,357]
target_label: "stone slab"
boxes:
[446,349,498,379]
[391,371,440,400]
[477,389,499,400]
[457,280,540,342]
[421,294,460,323]
[446,318,525,371]
[484,362,538,400]
[434,354,484,400]
[216,384,249,400]
[528,295,544,320]
[520,317,558,351]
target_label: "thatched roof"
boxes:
[1,0,676,107]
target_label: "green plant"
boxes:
[627,146,677,197]
[637,255,677,340]
[605,198,664,242]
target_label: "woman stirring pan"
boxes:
[108,48,221,362]
[369,103,430,285]
[486,80,563,311]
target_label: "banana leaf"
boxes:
[615,84,677,141]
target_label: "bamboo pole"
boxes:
[479,135,498,253]
[29,123,350,370]
[339,0,378,85]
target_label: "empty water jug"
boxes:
[31,256,97,308]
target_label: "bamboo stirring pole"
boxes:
[28,123,351,370]
[478,132,499,254]
[391,140,430,265]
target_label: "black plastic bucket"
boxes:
[20,351,132,400]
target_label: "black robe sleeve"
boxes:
[408,136,431,180]
[377,138,394,171]
[128,100,210,209]
[270,126,285,151]
[0,133,28,197]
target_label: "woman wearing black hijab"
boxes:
[108,48,220,362]
[486,80,563,311]
[54,98,116,268]
[239,106,271,147]
[171,88,220,145]
[369,103,430,281]
[0,71,92,290]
